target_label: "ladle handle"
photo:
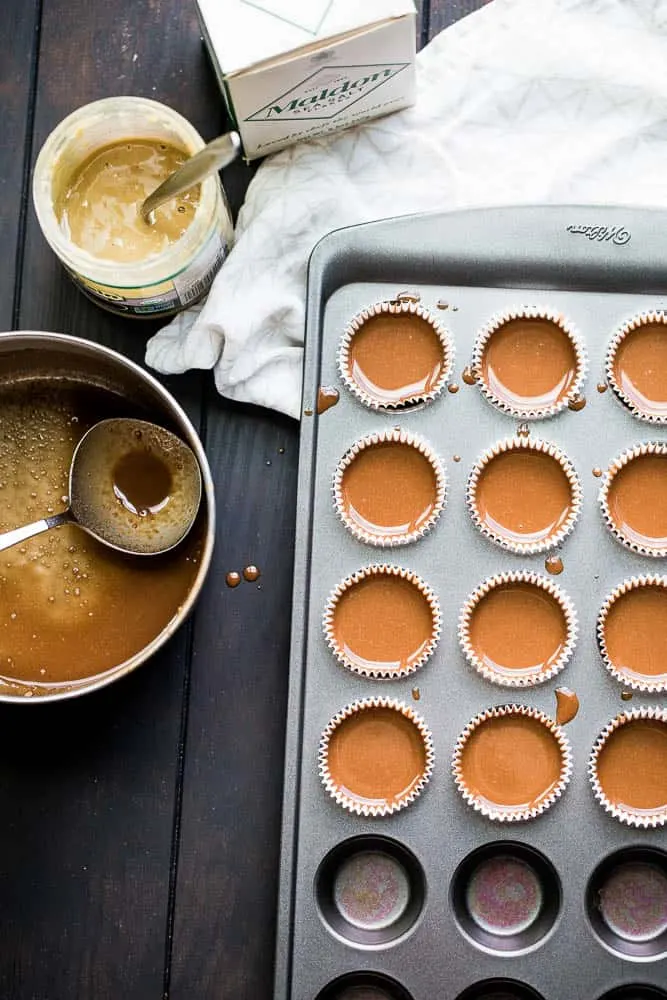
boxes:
[0,510,75,552]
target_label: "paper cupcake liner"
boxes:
[471,305,587,419]
[606,311,667,423]
[452,704,573,823]
[323,565,442,679]
[466,437,582,555]
[337,300,454,410]
[597,576,667,693]
[458,571,577,687]
[598,442,667,556]
[319,697,435,817]
[333,428,446,547]
[588,707,667,828]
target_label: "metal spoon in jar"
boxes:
[140,130,241,223]
[0,418,202,556]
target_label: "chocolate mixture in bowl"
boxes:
[0,379,204,690]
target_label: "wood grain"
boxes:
[0,0,40,329]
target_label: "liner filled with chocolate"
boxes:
[597,576,667,693]
[471,306,586,419]
[323,565,441,679]
[333,427,446,546]
[337,300,454,410]
[452,704,573,822]
[605,311,667,423]
[318,697,435,817]
[466,437,582,554]
[588,708,667,828]
[458,571,577,687]
[598,442,667,557]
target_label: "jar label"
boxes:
[70,231,228,317]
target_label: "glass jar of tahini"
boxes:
[33,96,234,318]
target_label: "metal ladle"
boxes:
[0,418,202,556]
[140,130,241,222]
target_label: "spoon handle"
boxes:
[140,131,241,222]
[0,509,75,552]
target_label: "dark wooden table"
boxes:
[0,2,488,997]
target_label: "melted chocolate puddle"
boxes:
[317,386,339,414]
[113,449,172,516]
[555,687,579,725]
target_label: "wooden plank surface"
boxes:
[0,0,40,330]
[0,1,490,997]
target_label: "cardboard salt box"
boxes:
[196,0,417,160]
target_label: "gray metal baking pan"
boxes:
[274,206,667,1000]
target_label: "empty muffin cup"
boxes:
[320,698,434,817]
[315,971,414,1000]
[338,300,454,410]
[451,841,561,954]
[466,438,582,554]
[452,705,572,822]
[606,311,667,423]
[586,846,667,960]
[597,577,667,693]
[589,708,667,828]
[458,572,577,687]
[454,980,546,1000]
[315,835,425,947]
[599,444,667,556]
[333,429,446,546]
[472,306,586,418]
[323,565,441,679]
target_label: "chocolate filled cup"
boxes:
[323,565,441,679]
[333,429,446,546]
[466,438,582,554]
[458,572,577,687]
[319,697,434,817]
[597,577,667,693]
[338,300,454,410]
[589,708,667,828]
[472,306,586,419]
[452,705,572,822]
[599,443,667,556]
[606,312,667,423]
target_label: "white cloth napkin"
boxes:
[145,0,667,419]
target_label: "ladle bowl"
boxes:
[0,418,202,556]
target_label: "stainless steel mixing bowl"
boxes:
[0,331,215,703]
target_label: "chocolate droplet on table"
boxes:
[568,395,586,411]
[462,365,476,385]
[243,565,260,582]
[225,571,241,588]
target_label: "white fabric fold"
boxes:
[145,0,667,419]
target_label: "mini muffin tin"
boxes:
[275,206,667,1000]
